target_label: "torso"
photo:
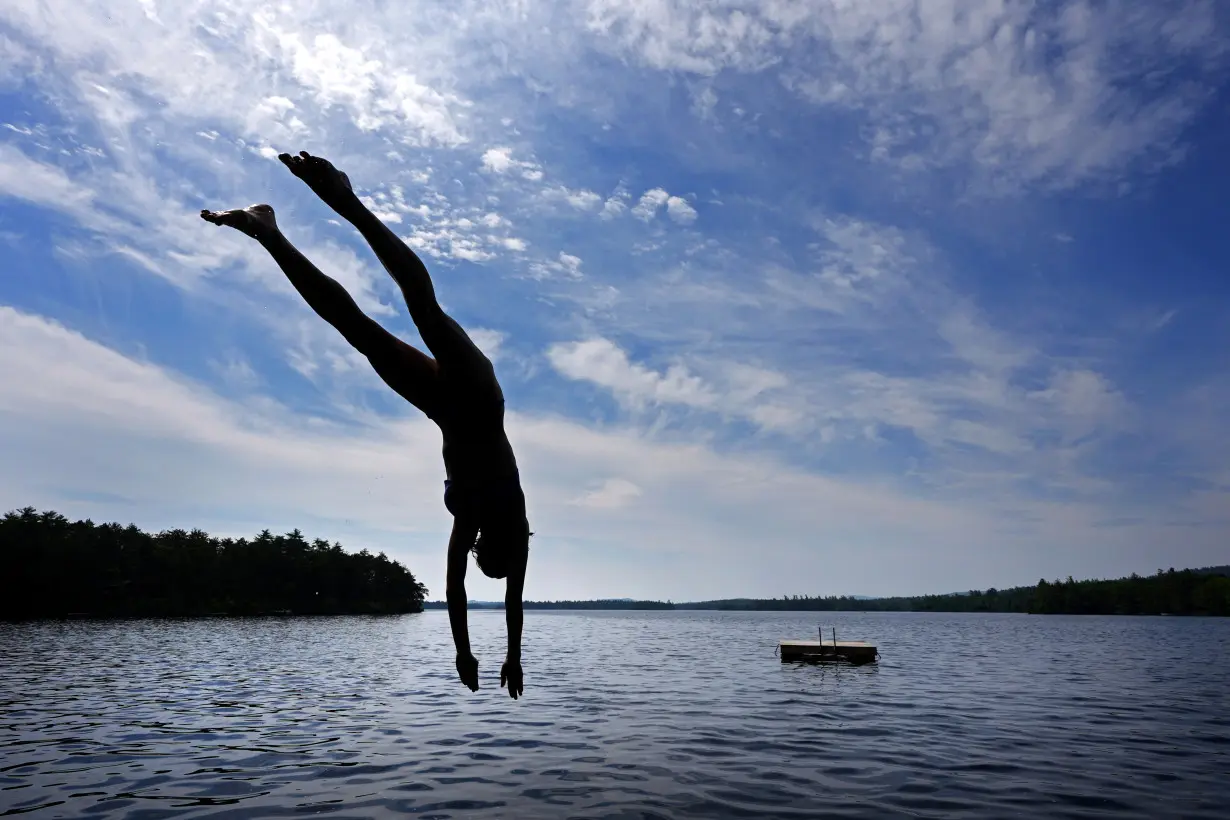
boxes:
[430,361,519,484]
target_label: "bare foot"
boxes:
[199,203,278,240]
[278,150,360,217]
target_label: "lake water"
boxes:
[1,611,1227,819]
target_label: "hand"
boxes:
[277,150,360,217]
[455,653,479,692]
[199,204,279,240]
[500,658,523,700]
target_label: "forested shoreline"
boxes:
[422,600,675,611]
[1,508,428,619]
[675,566,1229,615]
[5,507,1226,619]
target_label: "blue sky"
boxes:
[1,0,1228,601]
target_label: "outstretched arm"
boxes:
[501,555,526,699]
[447,519,479,691]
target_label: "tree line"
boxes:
[1,508,428,619]
[5,506,1226,618]
[422,599,675,610]
[525,599,675,610]
[425,568,1229,615]
[677,566,1230,615]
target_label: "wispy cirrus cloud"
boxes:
[585,0,1228,191]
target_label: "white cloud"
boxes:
[545,338,807,434]
[762,215,919,315]
[529,251,585,281]
[480,147,541,179]
[567,189,601,209]
[541,185,603,211]
[0,144,95,209]
[398,218,507,264]
[547,337,716,411]
[558,252,583,277]
[1029,369,1128,438]
[690,84,718,119]
[211,355,261,390]
[627,188,697,224]
[631,187,670,221]
[600,190,630,219]
[748,403,803,432]
[570,477,642,509]
[724,363,789,404]
[816,216,912,293]
[246,95,308,146]
[0,142,256,290]
[257,25,467,146]
[466,327,507,362]
[666,195,697,224]
[343,183,531,266]
[481,147,515,173]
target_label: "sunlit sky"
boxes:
[2,0,1229,602]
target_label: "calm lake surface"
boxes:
[1,611,1227,819]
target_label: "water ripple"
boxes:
[1,611,1228,818]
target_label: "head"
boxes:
[471,513,531,580]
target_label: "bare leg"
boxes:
[200,204,439,412]
[277,151,492,380]
[201,205,370,344]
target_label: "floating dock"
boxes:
[779,628,878,665]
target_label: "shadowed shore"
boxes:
[2,508,427,620]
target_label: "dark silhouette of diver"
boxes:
[201,151,528,699]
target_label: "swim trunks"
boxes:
[443,471,525,522]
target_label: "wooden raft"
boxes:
[779,628,878,665]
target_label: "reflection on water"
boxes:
[1,611,1227,818]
